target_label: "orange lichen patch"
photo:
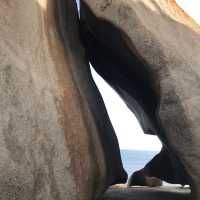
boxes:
[167,0,200,33]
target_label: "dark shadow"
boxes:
[100,187,190,200]
[46,0,127,188]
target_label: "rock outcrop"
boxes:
[0,0,126,199]
[128,146,188,187]
[100,187,190,200]
[80,0,200,198]
[2,0,200,198]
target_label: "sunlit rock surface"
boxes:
[0,0,126,199]
[80,0,200,198]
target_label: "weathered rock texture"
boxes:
[80,0,200,198]
[100,187,190,200]
[0,0,126,199]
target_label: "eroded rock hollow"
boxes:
[80,0,200,199]
[1,0,200,199]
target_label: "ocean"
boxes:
[120,149,159,178]
[120,149,182,187]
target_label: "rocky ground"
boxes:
[100,185,190,200]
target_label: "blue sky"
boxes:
[77,0,200,150]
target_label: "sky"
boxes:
[77,0,200,151]
[92,68,162,151]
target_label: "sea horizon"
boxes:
[120,149,183,187]
[120,149,158,178]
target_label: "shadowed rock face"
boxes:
[80,0,200,198]
[100,187,190,200]
[0,0,127,199]
[128,169,162,187]
[128,147,188,187]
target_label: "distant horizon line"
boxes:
[120,148,159,152]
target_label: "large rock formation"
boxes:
[0,0,126,199]
[2,0,200,199]
[80,0,200,198]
